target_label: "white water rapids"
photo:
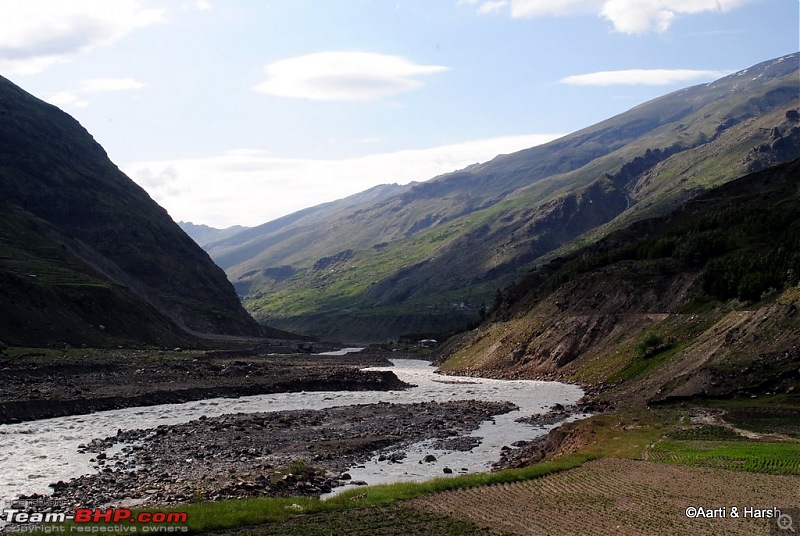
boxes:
[0,358,585,507]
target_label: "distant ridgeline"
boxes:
[189,53,799,342]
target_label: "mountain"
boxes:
[203,53,800,341]
[437,158,800,405]
[0,75,263,347]
[178,222,249,249]
[206,182,410,273]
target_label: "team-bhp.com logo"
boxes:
[2,508,188,533]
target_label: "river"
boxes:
[0,358,585,506]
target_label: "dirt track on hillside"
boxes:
[409,458,800,535]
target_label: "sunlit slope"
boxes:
[209,53,799,340]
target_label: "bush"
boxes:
[287,459,309,475]
[636,332,665,358]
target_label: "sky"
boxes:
[1,0,798,228]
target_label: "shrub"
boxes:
[636,331,665,358]
[287,458,309,475]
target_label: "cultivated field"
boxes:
[409,458,800,535]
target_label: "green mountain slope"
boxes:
[0,75,263,346]
[206,53,800,341]
[438,159,800,405]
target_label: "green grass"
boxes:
[245,213,490,320]
[608,342,686,383]
[221,505,499,535]
[724,408,800,439]
[648,439,800,475]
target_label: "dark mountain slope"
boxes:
[206,53,799,341]
[438,159,800,405]
[0,204,197,347]
[0,75,262,345]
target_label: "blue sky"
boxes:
[1,0,798,227]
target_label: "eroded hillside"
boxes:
[438,159,800,405]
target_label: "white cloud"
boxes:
[508,0,599,18]
[195,0,212,10]
[125,134,561,227]
[0,0,164,75]
[80,77,146,92]
[46,91,89,109]
[599,0,750,34]
[253,51,450,102]
[560,68,730,85]
[474,0,751,34]
[478,1,510,14]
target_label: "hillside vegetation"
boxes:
[201,53,800,341]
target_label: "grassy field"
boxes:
[36,456,589,534]
[648,438,800,474]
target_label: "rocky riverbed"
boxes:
[33,400,516,509]
[0,346,408,424]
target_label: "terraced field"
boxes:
[409,458,800,535]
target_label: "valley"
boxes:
[192,53,800,342]
[0,51,798,535]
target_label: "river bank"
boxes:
[0,346,407,424]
